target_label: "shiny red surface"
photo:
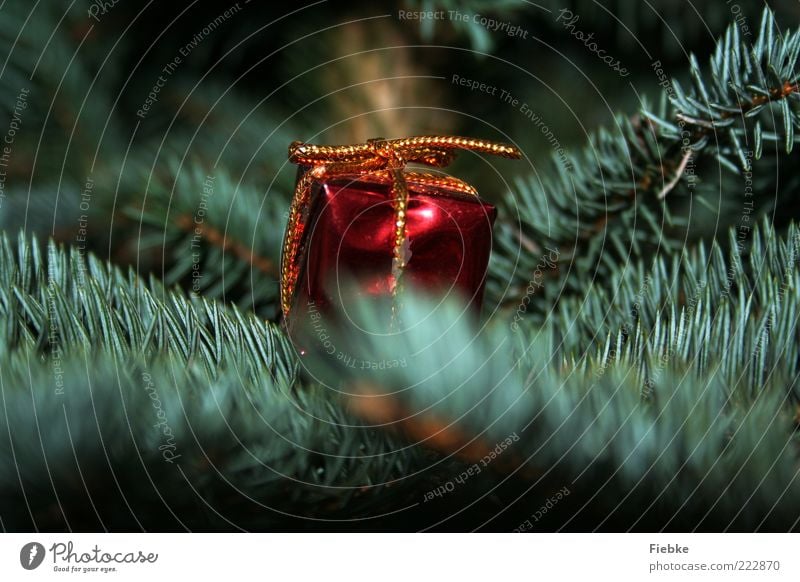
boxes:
[286,173,496,341]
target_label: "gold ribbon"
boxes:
[281,136,522,317]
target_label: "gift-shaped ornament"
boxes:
[280,136,521,347]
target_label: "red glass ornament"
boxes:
[284,171,496,344]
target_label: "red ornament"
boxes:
[280,136,521,350]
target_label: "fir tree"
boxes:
[1,1,799,531]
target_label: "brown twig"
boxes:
[176,214,276,276]
[648,81,800,198]
[657,148,694,200]
[348,381,536,477]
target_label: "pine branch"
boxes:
[309,219,800,530]
[125,160,288,318]
[0,231,294,384]
[489,7,800,312]
[0,353,439,530]
[0,2,124,181]
[0,232,455,530]
[174,213,276,276]
[647,9,800,167]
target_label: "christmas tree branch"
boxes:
[311,219,800,530]
[128,161,289,317]
[174,213,277,277]
[489,7,800,311]
[0,232,445,530]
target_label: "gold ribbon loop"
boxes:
[281,136,522,317]
[289,135,520,168]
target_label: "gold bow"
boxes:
[281,136,522,317]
